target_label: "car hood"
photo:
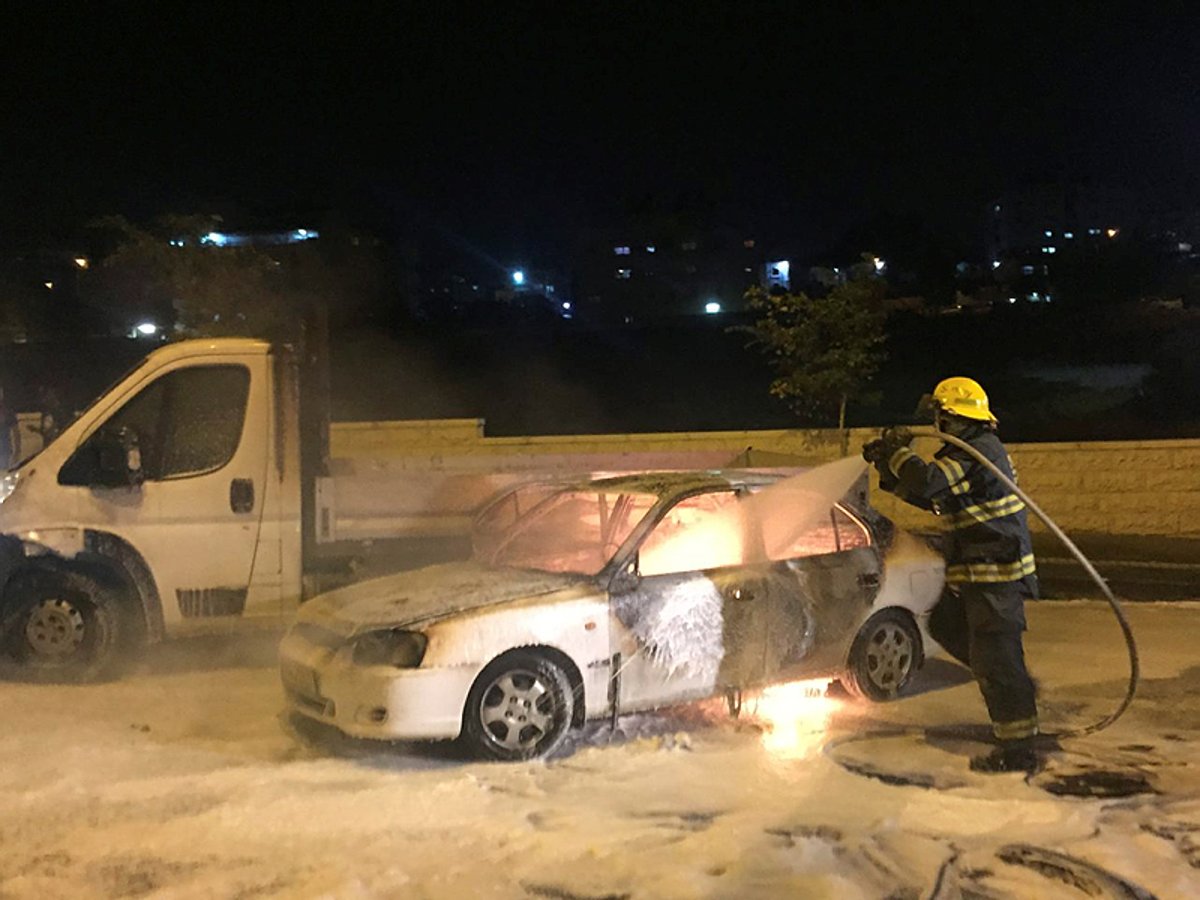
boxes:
[296,561,591,636]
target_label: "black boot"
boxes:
[970,739,1041,774]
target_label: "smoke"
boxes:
[742,456,870,562]
[642,456,870,572]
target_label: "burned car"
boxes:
[279,470,945,761]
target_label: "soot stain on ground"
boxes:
[1038,769,1157,799]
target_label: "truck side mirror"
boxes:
[95,426,144,488]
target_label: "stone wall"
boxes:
[330,421,1200,540]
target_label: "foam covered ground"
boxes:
[1,601,1198,898]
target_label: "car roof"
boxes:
[572,469,795,497]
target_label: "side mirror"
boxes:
[94,426,144,488]
[608,558,641,595]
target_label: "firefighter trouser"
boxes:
[928,583,1038,742]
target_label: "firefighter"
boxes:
[863,377,1045,773]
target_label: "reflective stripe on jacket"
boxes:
[885,430,1037,588]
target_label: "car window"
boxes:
[485,489,656,576]
[639,490,741,576]
[834,506,871,550]
[763,509,839,561]
[761,504,872,560]
[474,483,561,543]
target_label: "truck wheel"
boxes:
[463,650,574,761]
[839,608,922,702]
[2,569,128,683]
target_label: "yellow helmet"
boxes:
[931,376,997,423]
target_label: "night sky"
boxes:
[3,3,1197,260]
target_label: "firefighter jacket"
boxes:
[881,428,1037,591]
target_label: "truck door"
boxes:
[58,356,271,625]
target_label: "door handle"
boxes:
[230,478,255,514]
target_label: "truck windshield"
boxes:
[475,487,658,576]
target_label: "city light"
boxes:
[872,256,886,274]
[992,260,1001,269]
[511,269,526,286]
[135,322,159,336]
[201,231,229,247]
[43,281,53,290]
[1106,228,1119,238]
[766,259,791,289]
[704,301,722,314]
[73,257,89,269]
[562,301,571,310]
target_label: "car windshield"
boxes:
[475,486,658,576]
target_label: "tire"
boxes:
[2,568,129,683]
[839,608,922,702]
[462,650,575,761]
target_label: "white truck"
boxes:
[0,337,734,681]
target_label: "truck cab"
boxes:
[0,338,302,681]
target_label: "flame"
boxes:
[640,515,746,576]
[750,679,840,759]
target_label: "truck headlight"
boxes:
[0,471,19,506]
[351,629,428,668]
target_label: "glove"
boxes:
[881,426,913,450]
[861,438,888,464]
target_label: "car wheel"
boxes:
[840,608,922,702]
[463,650,575,761]
[2,569,128,683]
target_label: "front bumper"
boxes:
[279,629,478,741]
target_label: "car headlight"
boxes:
[351,629,428,668]
[0,470,19,506]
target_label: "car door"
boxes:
[756,503,882,680]
[608,489,771,711]
[58,357,271,624]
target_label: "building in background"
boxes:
[985,184,1142,266]
[573,224,766,324]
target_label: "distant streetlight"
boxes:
[1106,227,1119,238]
[704,301,722,315]
[872,256,886,274]
[73,257,89,269]
[43,281,53,290]
[511,269,526,286]
[135,321,159,336]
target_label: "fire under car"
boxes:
[279,470,945,761]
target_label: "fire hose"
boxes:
[825,426,1140,772]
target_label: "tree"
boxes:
[736,260,887,430]
[83,214,314,340]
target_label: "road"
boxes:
[1,601,1198,898]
